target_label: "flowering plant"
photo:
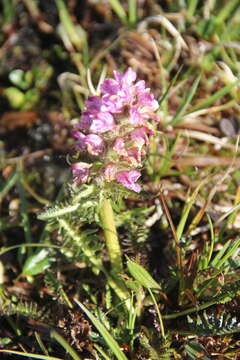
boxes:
[71,68,159,193]
[38,68,160,308]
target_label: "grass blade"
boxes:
[176,178,208,241]
[215,0,240,24]
[17,175,32,256]
[169,74,201,125]
[55,0,85,51]
[188,79,240,114]
[108,0,128,25]
[0,168,18,203]
[187,0,200,18]
[75,299,128,360]
[0,349,63,360]
[211,238,240,269]
[128,0,137,27]
[51,331,82,360]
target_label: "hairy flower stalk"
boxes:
[71,68,159,275]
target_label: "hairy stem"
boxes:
[100,198,123,274]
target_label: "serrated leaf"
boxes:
[126,258,160,289]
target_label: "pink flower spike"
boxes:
[116,170,141,193]
[72,162,92,183]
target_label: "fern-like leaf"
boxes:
[38,202,80,220]
[0,298,50,323]
[188,309,240,335]
[38,184,97,221]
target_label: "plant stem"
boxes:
[148,288,165,338]
[163,299,220,320]
[159,191,183,280]
[100,198,123,274]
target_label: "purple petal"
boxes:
[102,94,124,113]
[78,111,93,131]
[84,134,104,155]
[113,138,128,156]
[113,70,123,83]
[89,112,116,133]
[122,68,137,85]
[127,147,142,166]
[129,106,146,125]
[104,163,117,182]
[86,96,103,112]
[100,79,120,95]
[138,91,159,111]
[72,162,92,183]
[72,131,87,152]
[116,170,141,192]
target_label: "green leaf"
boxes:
[126,258,160,289]
[169,74,201,125]
[22,249,51,276]
[211,238,240,269]
[185,341,210,360]
[4,87,25,108]
[108,0,128,25]
[189,78,240,113]
[0,168,18,203]
[0,349,63,360]
[51,331,82,360]
[75,300,128,360]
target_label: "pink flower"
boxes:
[114,68,137,85]
[113,138,128,156]
[78,96,116,132]
[130,127,153,146]
[86,96,108,112]
[104,163,117,182]
[138,89,159,111]
[84,134,105,155]
[72,131,104,155]
[101,68,138,113]
[126,147,143,166]
[116,170,141,193]
[89,112,115,133]
[72,162,92,183]
[72,130,86,152]
[78,111,115,133]
[100,79,120,96]
[130,103,158,125]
